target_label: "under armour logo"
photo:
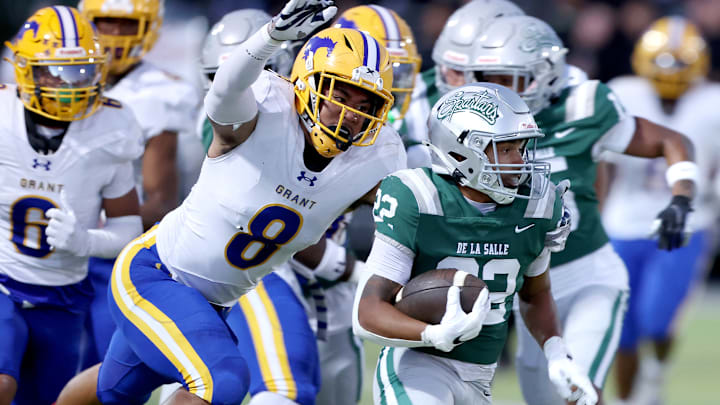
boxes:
[32,159,52,171]
[297,171,317,187]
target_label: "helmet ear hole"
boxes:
[449,151,467,162]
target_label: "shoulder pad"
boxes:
[390,168,443,216]
[564,80,601,122]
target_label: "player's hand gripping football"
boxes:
[268,0,338,41]
[651,195,692,251]
[547,356,598,405]
[46,190,90,257]
[420,286,490,352]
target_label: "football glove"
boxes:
[547,356,598,405]
[652,195,692,251]
[269,0,338,41]
[421,286,490,352]
[46,191,90,257]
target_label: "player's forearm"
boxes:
[204,23,281,125]
[87,215,143,258]
[627,118,697,198]
[357,296,427,341]
[518,288,562,347]
[139,193,176,230]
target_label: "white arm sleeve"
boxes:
[204,23,281,126]
[87,215,143,258]
[352,235,430,348]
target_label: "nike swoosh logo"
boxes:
[554,128,574,138]
[515,224,535,233]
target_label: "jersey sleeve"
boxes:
[589,82,636,160]
[373,174,420,254]
[130,68,202,141]
[101,161,136,199]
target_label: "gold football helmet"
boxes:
[4,6,108,121]
[334,5,421,121]
[291,27,394,158]
[79,0,163,75]
[633,17,709,99]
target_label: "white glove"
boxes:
[421,286,490,352]
[46,191,90,257]
[545,337,598,405]
[268,0,338,41]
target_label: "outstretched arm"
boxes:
[205,0,337,157]
[625,117,695,197]
[625,117,698,250]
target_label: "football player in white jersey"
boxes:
[157,9,330,405]
[0,7,143,405]
[76,0,200,370]
[603,18,720,405]
[56,1,407,404]
[462,14,697,405]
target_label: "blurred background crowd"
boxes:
[7,0,720,82]
[9,0,717,276]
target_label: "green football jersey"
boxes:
[397,67,441,148]
[373,168,564,364]
[534,80,630,266]
[201,117,213,154]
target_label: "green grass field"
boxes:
[149,287,719,405]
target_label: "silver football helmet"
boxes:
[425,82,550,204]
[200,9,295,90]
[432,0,525,94]
[457,15,567,114]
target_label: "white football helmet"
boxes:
[453,15,567,114]
[432,0,525,94]
[200,9,296,90]
[426,82,550,204]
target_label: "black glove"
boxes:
[654,195,692,251]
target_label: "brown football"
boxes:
[394,268,488,324]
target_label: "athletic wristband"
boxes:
[665,161,699,187]
[543,336,570,362]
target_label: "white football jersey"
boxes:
[105,62,202,199]
[0,85,143,286]
[156,71,407,306]
[603,76,720,238]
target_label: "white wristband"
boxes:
[665,161,699,187]
[543,336,570,362]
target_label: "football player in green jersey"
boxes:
[453,14,698,405]
[353,82,597,405]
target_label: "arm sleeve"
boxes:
[372,174,421,253]
[204,23,281,126]
[87,215,143,258]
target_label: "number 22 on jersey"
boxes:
[225,204,304,270]
[9,195,58,258]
